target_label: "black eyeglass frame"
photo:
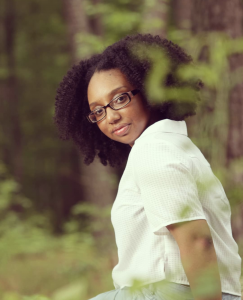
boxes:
[87,89,140,123]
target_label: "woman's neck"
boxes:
[129,111,162,148]
[146,110,162,129]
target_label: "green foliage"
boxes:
[0,168,116,298]
[0,192,115,299]
[76,33,105,58]
[51,280,86,300]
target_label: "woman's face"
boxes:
[87,69,151,147]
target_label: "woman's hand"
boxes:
[167,219,222,300]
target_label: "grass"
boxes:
[0,247,117,299]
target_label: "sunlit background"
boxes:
[0,0,243,299]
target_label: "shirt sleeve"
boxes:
[132,141,206,234]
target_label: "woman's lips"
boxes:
[113,124,130,136]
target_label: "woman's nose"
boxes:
[106,107,121,123]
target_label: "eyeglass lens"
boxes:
[89,93,130,122]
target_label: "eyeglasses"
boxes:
[87,89,140,123]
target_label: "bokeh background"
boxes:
[0,0,243,299]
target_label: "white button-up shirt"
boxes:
[111,119,241,296]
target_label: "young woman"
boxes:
[54,34,241,300]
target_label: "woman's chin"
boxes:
[114,135,137,147]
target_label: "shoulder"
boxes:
[131,132,192,170]
[130,134,201,194]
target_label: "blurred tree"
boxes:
[2,0,22,182]
[89,0,104,37]
[191,0,243,162]
[172,0,243,241]
[172,0,192,30]
[63,0,90,62]
[142,0,170,37]
[0,0,87,233]
[102,0,143,43]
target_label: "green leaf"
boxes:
[52,280,87,300]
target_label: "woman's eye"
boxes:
[94,108,104,115]
[115,95,127,103]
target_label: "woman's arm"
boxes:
[167,219,222,300]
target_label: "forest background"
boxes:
[0,0,243,299]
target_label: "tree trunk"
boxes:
[190,0,243,241]
[192,0,242,37]
[89,0,104,37]
[3,0,22,182]
[191,0,243,161]
[62,0,117,210]
[63,0,90,62]
[143,0,170,37]
[173,0,193,30]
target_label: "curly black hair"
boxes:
[54,33,203,167]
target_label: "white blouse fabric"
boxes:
[111,119,242,296]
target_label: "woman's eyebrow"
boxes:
[108,85,127,96]
[89,86,128,108]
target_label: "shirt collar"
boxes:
[136,119,188,142]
